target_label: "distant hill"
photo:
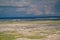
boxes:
[0,16,60,19]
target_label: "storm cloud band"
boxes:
[0,0,60,17]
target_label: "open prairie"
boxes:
[0,20,60,40]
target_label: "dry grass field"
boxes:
[0,20,60,40]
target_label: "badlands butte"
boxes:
[0,20,60,40]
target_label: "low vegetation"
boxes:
[0,31,15,40]
[0,26,60,40]
[0,20,60,24]
[0,20,60,40]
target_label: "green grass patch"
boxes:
[0,31,26,40]
[0,20,60,24]
[0,31,15,40]
[25,35,46,39]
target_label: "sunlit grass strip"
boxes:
[0,31,47,39]
[25,35,47,39]
[0,31,15,40]
[0,31,25,40]
[0,20,60,24]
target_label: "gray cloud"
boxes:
[0,0,59,16]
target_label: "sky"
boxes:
[0,0,60,18]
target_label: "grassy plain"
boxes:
[0,20,60,40]
[0,20,60,24]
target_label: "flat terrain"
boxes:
[0,20,60,24]
[0,20,60,40]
